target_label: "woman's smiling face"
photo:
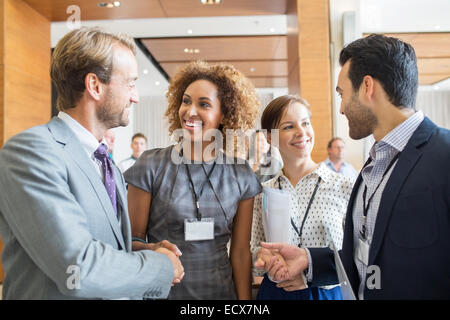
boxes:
[178,79,224,143]
[277,102,314,162]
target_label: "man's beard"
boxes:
[346,94,377,140]
[96,94,129,129]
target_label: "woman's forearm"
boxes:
[231,247,252,300]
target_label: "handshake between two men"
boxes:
[254,242,309,291]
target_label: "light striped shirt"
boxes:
[353,110,424,299]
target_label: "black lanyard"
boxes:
[360,151,401,239]
[278,175,322,247]
[180,146,218,221]
[185,161,217,221]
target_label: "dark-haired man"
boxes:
[256,34,450,299]
[118,133,148,173]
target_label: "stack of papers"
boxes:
[262,187,291,243]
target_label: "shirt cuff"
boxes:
[304,247,313,283]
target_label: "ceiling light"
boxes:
[200,0,222,5]
[143,69,148,75]
[98,2,120,8]
[250,68,255,72]
[155,81,160,86]
[434,25,441,30]
[269,27,275,33]
[187,29,193,34]
[183,48,200,54]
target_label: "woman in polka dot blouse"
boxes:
[251,95,353,300]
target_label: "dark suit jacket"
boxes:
[309,117,450,299]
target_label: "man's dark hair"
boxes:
[131,133,147,142]
[339,34,418,109]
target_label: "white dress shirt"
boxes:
[57,112,107,181]
[353,111,424,299]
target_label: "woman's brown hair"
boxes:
[260,95,311,131]
[165,61,260,150]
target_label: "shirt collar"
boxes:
[57,112,101,157]
[381,110,424,152]
[369,110,424,160]
[271,162,331,187]
[325,157,348,168]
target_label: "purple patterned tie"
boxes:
[94,143,117,213]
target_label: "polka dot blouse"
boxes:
[251,162,354,277]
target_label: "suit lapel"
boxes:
[368,118,437,265]
[114,166,132,251]
[47,117,126,250]
[342,167,366,293]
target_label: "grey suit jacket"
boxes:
[0,117,173,299]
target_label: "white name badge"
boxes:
[356,236,370,266]
[184,218,215,241]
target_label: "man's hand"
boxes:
[155,247,185,286]
[276,275,307,292]
[257,242,309,282]
[254,247,286,273]
[148,240,182,257]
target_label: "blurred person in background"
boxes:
[118,133,148,173]
[323,137,358,181]
[104,128,116,163]
[249,129,283,183]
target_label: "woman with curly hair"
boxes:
[124,61,262,300]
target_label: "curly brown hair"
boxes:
[165,61,260,151]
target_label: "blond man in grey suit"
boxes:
[0,27,184,300]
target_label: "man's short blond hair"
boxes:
[51,27,136,111]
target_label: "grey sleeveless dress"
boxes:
[124,145,262,299]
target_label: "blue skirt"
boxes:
[256,274,343,300]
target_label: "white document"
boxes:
[262,187,291,243]
[330,242,356,300]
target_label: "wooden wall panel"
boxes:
[287,0,332,162]
[3,0,51,143]
[287,0,300,94]
[419,74,450,85]
[0,0,51,284]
